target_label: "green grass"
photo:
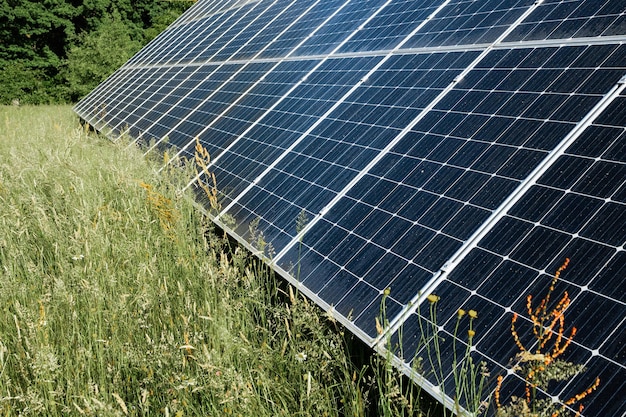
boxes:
[1,105,595,417]
[0,105,442,416]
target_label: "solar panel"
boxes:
[74,1,626,415]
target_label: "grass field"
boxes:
[1,105,595,417]
[0,105,437,416]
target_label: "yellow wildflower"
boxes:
[427,294,440,303]
[469,310,478,319]
[458,309,466,318]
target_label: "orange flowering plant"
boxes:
[495,259,600,417]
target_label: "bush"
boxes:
[63,16,143,101]
[0,60,64,105]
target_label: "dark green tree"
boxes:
[0,0,194,104]
[63,15,142,101]
[0,0,79,103]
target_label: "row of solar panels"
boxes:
[75,1,626,415]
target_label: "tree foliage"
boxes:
[0,0,195,104]
[63,16,142,101]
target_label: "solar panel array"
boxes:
[74,1,626,415]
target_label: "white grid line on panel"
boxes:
[272,0,543,296]
[145,0,325,159]
[76,3,210,112]
[77,65,163,122]
[482,212,626,308]
[442,79,626,283]
[178,0,388,189]
[156,2,262,66]
[128,1,226,66]
[74,68,134,127]
[74,67,129,115]
[117,33,626,73]
[92,1,260,133]
[104,69,210,137]
[214,0,452,221]
[338,0,443,51]
[177,188,381,345]
[136,2,229,66]
[172,0,233,27]
[216,210,380,345]
[78,3,229,114]
[111,1,269,138]
[136,0,311,150]
[78,69,159,132]
[379,77,626,375]
[412,249,624,355]
[428,252,626,417]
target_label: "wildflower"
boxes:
[468,310,478,319]
[375,317,384,335]
[383,287,391,296]
[71,254,84,261]
[468,329,476,338]
[495,375,503,409]
[295,351,307,362]
[458,309,466,318]
[427,294,440,304]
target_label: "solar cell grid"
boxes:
[74,67,135,128]
[192,2,266,63]
[121,67,198,138]
[176,0,242,24]
[125,24,180,66]
[161,62,277,150]
[505,0,626,42]
[140,2,257,67]
[210,0,297,61]
[105,68,182,134]
[212,55,380,208]
[223,51,474,249]
[292,0,387,56]
[391,84,626,415]
[151,18,221,64]
[179,59,320,152]
[259,0,346,58]
[337,0,442,53]
[405,0,535,48]
[83,67,158,132]
[128,65,236,142]
[73,1,626,415]
[232,0,316,60]
[85,65,208,136]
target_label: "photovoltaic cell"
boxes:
[292,0,387,56]
[505,0,626,42]
[231,0,317,60]
[259,0,347,58]
[144,62,275,148]
[212,55,380,207]
[405,0,536,48]
[337,0,443,53]
[74,1,626,415]
[416,89,626,415]
[176,59,321,158]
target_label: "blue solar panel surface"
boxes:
[74,1,626,415]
